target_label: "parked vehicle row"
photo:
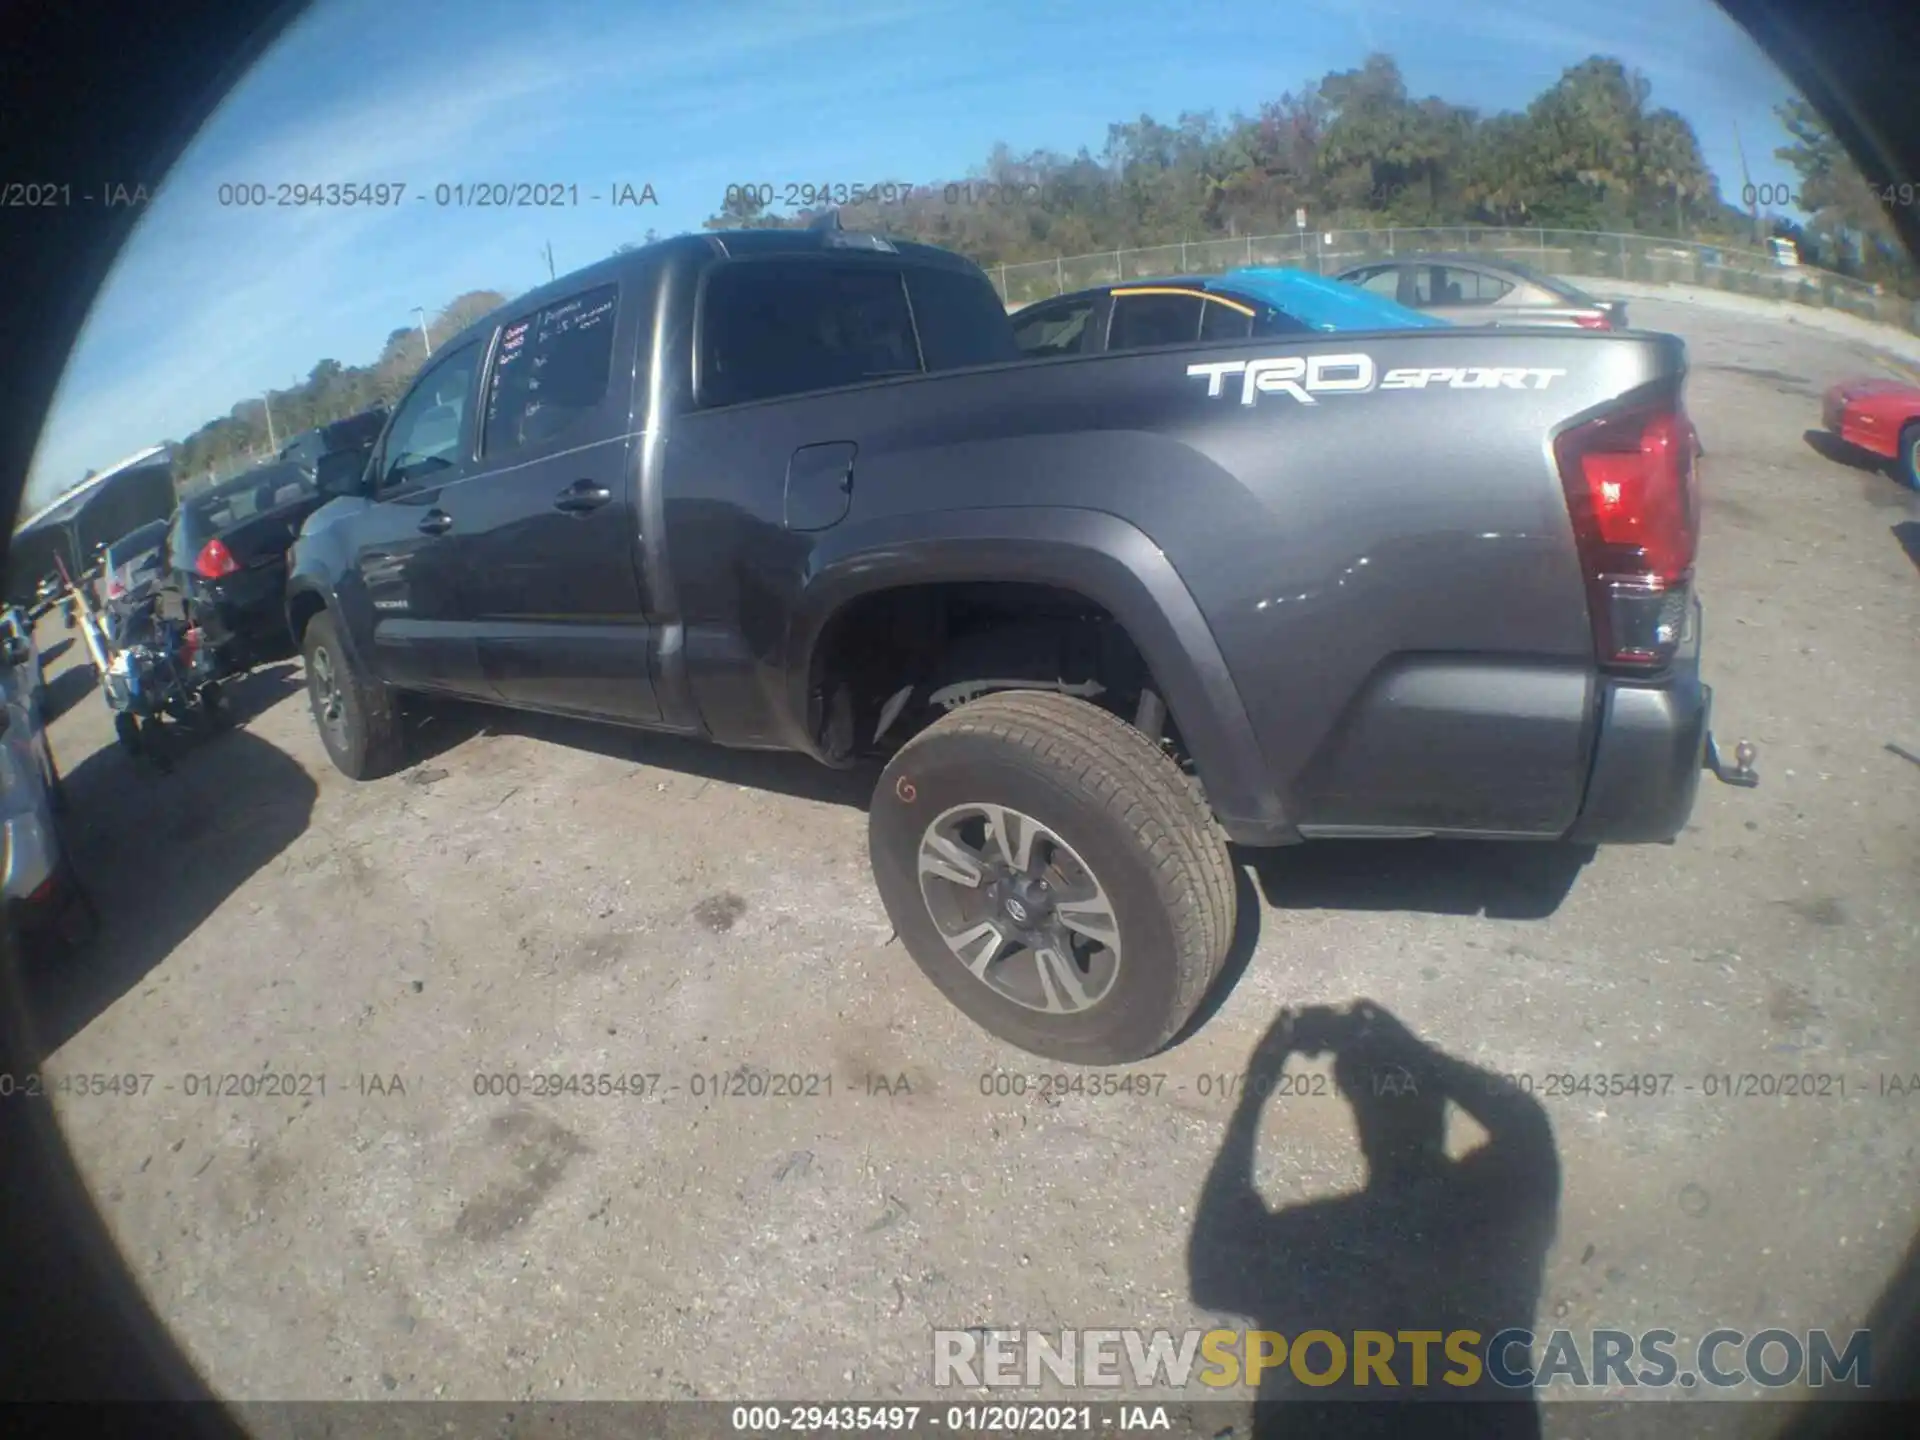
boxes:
[1004,254,1632,362]
[27,408,391,774]
[280,217,1757,1064]
[1009,265,1445,358]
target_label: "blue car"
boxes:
[1009,265,1446,358]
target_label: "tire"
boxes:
[301,611,402,779]
[139,716,173,774]
[1898,423,1920,491]
[193,681,231,732]
[868,690,1236,1065]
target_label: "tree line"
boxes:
[159,51,1910,492]
[703,53,1910,288]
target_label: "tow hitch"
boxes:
[1704,733,1759,788]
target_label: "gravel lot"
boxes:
[18,300,1920,1429]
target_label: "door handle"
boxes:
[418,510,453,536]
[553,480,613,513]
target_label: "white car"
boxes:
[0,615,92,951]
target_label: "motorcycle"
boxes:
[98,583,229,773]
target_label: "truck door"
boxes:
[443,278,660,724]
[337,341,489,697]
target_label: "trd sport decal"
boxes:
[1186,355,1568,406]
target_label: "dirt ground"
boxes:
[16,299,1920,1430]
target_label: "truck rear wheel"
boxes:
[302,612,403,780]
[869,691,1235,1064]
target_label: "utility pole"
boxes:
[262,391,277,452]
[412,305,433,357]
[1733,122,1760,248]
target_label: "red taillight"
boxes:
[1554,404,1698,670]
[195,538,239,580]
[1573,313,1611,330]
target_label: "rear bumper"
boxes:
[6,860,93,951]
[195,564,293,656]
[1565,597,1752,844]
[1823,388,1899,459]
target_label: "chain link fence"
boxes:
[990,227,1920,336]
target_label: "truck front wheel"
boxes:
[869,691,1236,1065]
[302,612,403,780]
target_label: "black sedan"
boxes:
[160,407,388,672]
[161,462,333,672]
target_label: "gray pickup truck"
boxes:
[288,221,1756,1064]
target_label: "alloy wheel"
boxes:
[914,802,1123,1014]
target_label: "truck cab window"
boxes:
[378,343,481,490]
[700,262,922,407]
[482,282,619,457]
[905,267,1021,370]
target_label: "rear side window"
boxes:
[1252,304,1314,337]
[1198,296,1254,342]
[1456,269,1513,302]
[905,267,1020,371]
[1012,298,1097,357]
[1108,293,1204,350]
[1414,266,1513,305]
[482,283,619,456]
[700,261,923,407]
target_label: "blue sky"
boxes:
[25,0,1804,508]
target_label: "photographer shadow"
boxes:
[1187,1002,1561,1438]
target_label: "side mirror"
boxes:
[315,446,371,499]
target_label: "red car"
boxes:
[1821,377,1920,488]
